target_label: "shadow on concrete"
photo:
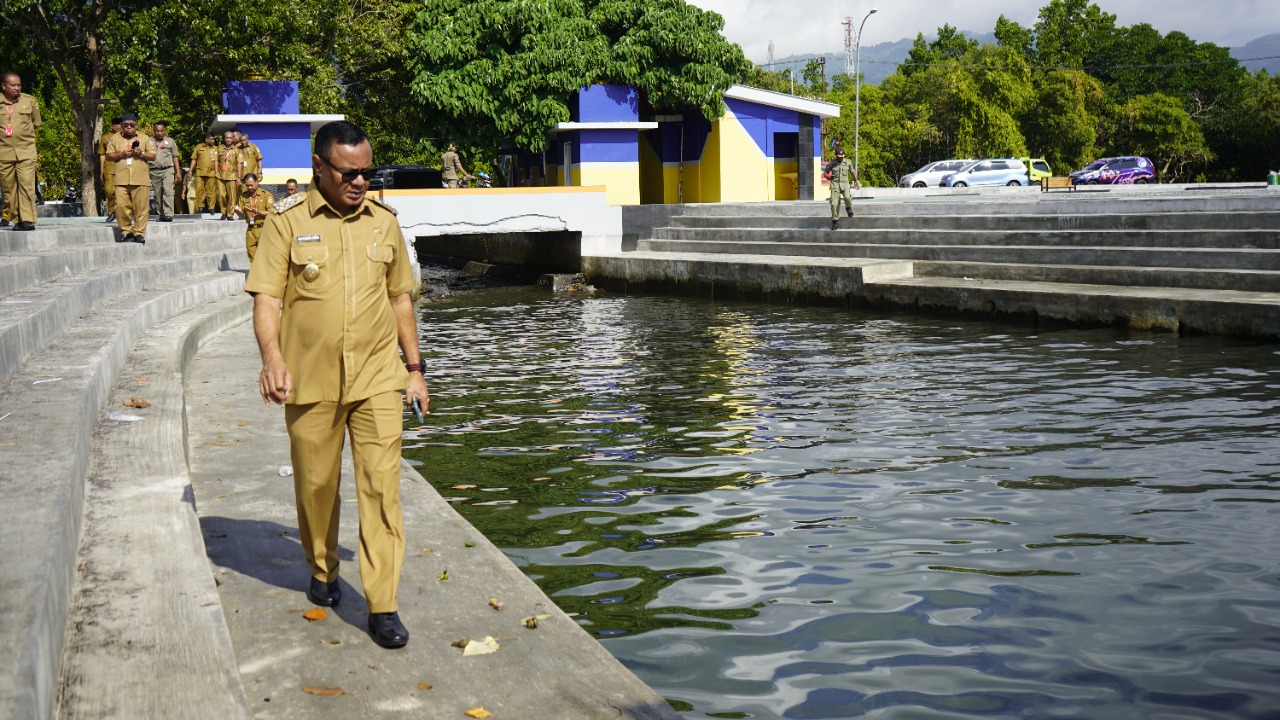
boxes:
[200,515,369,631]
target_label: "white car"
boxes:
[898,159,976,188]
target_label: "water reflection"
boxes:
[408,286,1280,719]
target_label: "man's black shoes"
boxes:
[307,577,341,607]
[368,612,409,649]
[0,219,9,228]
[120,233,135,242]
[159,215,172,222]
[13,221,35,232]
[847,209,854,218]
[132,234,145,244]
[831,220,838,230]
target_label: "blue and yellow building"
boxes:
[537,84,841,205]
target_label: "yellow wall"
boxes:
[773,159,799,201]
[579,163,640,205]
[707,108,774,203]
[639,137,665,205]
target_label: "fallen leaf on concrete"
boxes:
[239,421,249,427]
[302,686,353,696]
[464,541,476,548]
[303,609,327,621]
[462,636,500,656]
[122,396,150,408]
[135,377,150,382]
[438,569,449,581]
[420,547,432,554]
[327,639,341,645]
[521,614,551,629]
[465,708,493,719]
[489,597,504,611]
[417,682,433,690]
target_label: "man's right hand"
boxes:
[259,356,292,405]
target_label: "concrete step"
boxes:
[0,228,245,300]
[0,219,231,254]
[0,271,246,720]
[0,247,248,387]
[915,261,1280,293]
[650,226,1280,250]
[57,295,253,720]
[669,211,1280,232]
[636,237,1280,272]
[868,275,1280,337]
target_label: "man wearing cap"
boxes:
[823,146,859,230]
[0,72,41,231]
[246,119,427,650]
[98,117,121,221]
[149,121,182,222]
[105,113,156,242]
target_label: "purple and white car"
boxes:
[1070,156,1155,185]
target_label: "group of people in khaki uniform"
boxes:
[246,119,425,649]
[1,72,42,231]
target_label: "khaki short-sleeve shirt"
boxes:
[151,136,181,170]
[244,190,415,405]
[218,145,242,181]
[238,188,274,228]
[106,133,158,186]
[0,92,41,162]
[191,144,218,176]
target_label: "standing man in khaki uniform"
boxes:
[823,147,859,230]
[149,121,181,222]
[216,129,241,220]
[440,143,473,188]
[239,132,263,180]
[246,120,426,650]
[0,72,42,231]
[98,117,121,221]
[233,172,272,262]
[187,133,219,214]
[105,113,156,242]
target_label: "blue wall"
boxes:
[223,81,300,115]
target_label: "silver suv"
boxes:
[899,159,976,188]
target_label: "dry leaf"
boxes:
[239,421,249,426]
[303,686,351,696]
[461,636,500,656]
[303,608,327,621]
[464,541,476,548]
[488,597,504,611]
[134,377,150,382]
[465,708,494,719]
[521,614,551,629]
[123,396,151,409]
[417,682,433,691]
[327,639,341,645]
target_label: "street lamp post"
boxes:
[854,8,877,187]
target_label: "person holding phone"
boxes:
[245,120,428,649]
[104,113,156,242]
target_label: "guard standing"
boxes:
[824,147,859,230]
[187,133,219,214]
[0,72,41,232]
[234,172,273,262]
[105,113,156,242]
[98,117,121,221]
[440,143,473,188]
[149,121,181,222]
[246,119,427,650]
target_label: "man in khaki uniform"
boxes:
[239,132,263,179]
[823,146,859,230]
[98,117,121,220]
[216,129,241,219]
[187,133,218,214]
[246,120,427,650]
[1,72,42,231]
[149,121,182,221]
[104,113,156,242]
[233,172,273,262]
[440,143,473,188]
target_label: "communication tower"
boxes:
[843,17,855,76]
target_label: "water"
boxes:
[407,282,1280,719]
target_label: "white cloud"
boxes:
[689,0,1280,63]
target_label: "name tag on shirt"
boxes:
[295,235,322,243]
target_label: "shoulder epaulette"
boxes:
[367,196,399,216]
[273,192,307,214]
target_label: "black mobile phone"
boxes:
[411,398,425,424]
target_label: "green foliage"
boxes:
[1107,92,1213,180]
[1033,0,1117,67]
[408,0,749,154]
[1022,70,1105,172]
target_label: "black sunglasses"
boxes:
[318,154,376,183]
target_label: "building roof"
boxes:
[723,85,841,119]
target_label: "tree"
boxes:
[407,0,750,155]
[901,25,978,76]
[1022,69,1106,173]
[1033,0,1117,67]
[1107,92,1213,180]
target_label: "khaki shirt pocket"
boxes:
[366,242,393,284]
[290,245,331,295]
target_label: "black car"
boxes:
[367,165,443,191]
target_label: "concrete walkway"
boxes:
[181,321,677,719]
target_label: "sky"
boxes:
[685,0,1280,63]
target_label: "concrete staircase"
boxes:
[587,193,1280,336]
[0,218,252,719]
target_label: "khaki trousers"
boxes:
[0,157,38,224]
[830,184,853,221]
[103,172,116,214]
[115,183,149,236]
[218,178,238,216]
[194,175,217,212]
[150,168,176,217]
[245,224,263,262]
[285,391,405,614]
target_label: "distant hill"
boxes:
[1233,33,1280,74]
[771,30,1279,86]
